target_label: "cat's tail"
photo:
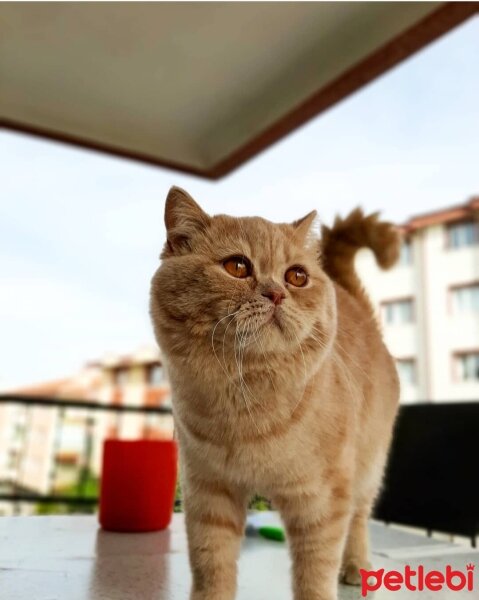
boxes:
[320,208,401,309]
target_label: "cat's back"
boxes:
[333,282,399,414]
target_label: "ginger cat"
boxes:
[150,187,400,600]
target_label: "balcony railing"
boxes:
[2,396,478,547]
[0,394,173,511]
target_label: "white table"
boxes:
[0,513,477,599]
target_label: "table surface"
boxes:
[0,512,477,600]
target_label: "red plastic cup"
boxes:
[99,439,178,532]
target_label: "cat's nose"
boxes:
[262,288,286,306]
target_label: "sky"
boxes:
[1,15,478,388]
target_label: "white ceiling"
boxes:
[1,2,469,177]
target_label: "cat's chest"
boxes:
[179,419,303,488]
[174,382,315,485]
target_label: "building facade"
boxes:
[1,198,478,511]
[0,347,172,514]
[356,197,479,403]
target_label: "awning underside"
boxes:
[1,2,476,178]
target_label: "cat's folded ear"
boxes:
[291,210,318,241]
[163,187,210,255]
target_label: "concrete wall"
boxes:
[356,224,479,403]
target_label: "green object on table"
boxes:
[257,525,286,542]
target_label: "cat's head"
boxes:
[150,187,336,360]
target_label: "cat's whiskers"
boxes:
[150,191,401,599]
[241,318,270,409]
[248,318,277,394]
[238,318,254,387]
[235,319,252,391]
[334,333,374,385]
[213,307,270,420]
[221,310,241,376]
[312,324,373,386]
[233,318,262,434]
[283,326,309,418]
[291,326,307,383]
[240,314,264,348]
[211,309,241,381]
[308,328,362,406]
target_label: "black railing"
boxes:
[0,394,173,510]
[374,401,479,547]
[0,394,172,413]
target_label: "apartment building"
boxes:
[89,347,173,475]
[1,197,477,510]
[0,347,172,513]
[356,197,479,403]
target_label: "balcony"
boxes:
[1,511,478,599]
[0,395,173,514]
[1,3,478,599]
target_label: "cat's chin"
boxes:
[250,315,289,346]
[265,311,284,333]
[256,318,302,351]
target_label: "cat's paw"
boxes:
[340,560,372,586]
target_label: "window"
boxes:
[451,284,479,313]
[456,352,479,381]
[446,220,478,249]
[7,449,18,470]
[13,422,25,442]
[396,359,416,385]
[399,240,413,266]
[382,299,414,325]
[144,412,159,427]
[148,364,164,386]
[113,368,129,388]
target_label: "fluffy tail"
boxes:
[321,208,401,309]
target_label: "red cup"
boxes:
[99,439,178,532]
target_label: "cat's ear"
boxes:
[163,186,210,255]
[291,210,317,240]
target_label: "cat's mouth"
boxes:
[272,314,284,332]
[232,302,286,337]
[267,308,284,332]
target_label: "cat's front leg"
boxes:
[182,469,248,600]
[274,481,352,600]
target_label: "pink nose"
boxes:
[262,288,286,306]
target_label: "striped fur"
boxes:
[150,188,400,600]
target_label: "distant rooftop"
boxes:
[10,371,102,400]
[403,196,479,232]
[86,346,162,370]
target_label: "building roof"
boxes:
[1,3,476,179]
[10,363,170,408]
[11,379,73,398]
[9,365,104,399]
[87,346,162,370]
[403,196,479,232]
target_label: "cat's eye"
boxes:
[223,256,252,278]
[285,266,308,287]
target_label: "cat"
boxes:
[150,186,400,600]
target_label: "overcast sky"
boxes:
[1,16,478,388]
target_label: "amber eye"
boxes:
[285,266,308,287]
[223,256,252,278]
